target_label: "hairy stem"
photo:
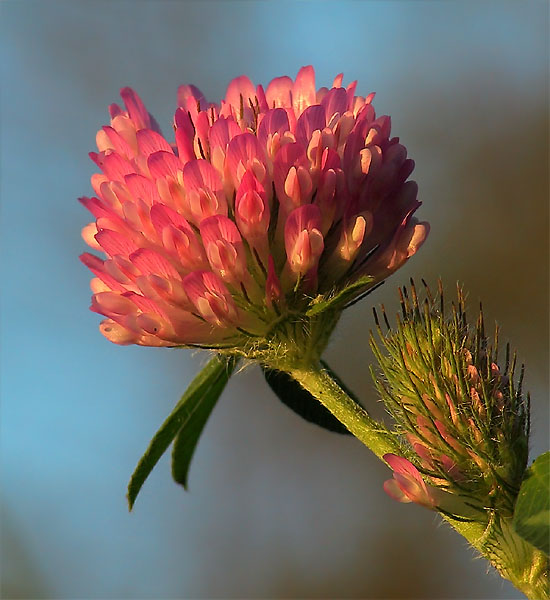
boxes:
[285,361,399,459]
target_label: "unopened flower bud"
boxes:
[372,281,529,520]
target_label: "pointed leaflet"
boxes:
[127,354,236,509]
[262,359,368,435]
[306,275,375,317]
[512,451,550,556]
[171,358,236,488]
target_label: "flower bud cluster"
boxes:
[371,281,529,519]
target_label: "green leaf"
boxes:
[306,275,374,317]
[512,451,550,556]
[127,354,236,510]
[171,357,236,488]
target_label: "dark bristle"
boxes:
[252,247,267,277]
[438,279,444,316]
[398,287,407,319]
[410,278,420,314]
[187,110,196,134]
[381,304,391,330]
[517,363,525,398]
[451,302,458,324]
[239,93,244,120]
[510,351,517,379]
[196,136,207,160]
[478,302,485,339]
[372,306,381,329]
[342,280,385,310]
[422,278,434,305]
[240,282,251,304]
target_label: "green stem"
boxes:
[285,361,399,459]
[283,361,549,599]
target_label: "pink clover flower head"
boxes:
[81,66,428,358]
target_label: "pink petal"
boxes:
[266,75,293,108]
[384,454,424,483]
[283,165,313,210]
[393,473,435,507]
[208,117,242,153]
[321,87,348,120]
[193,111,211,159]
[124,290,166,317]
[199,215,248,285]
[79,196,113,220]
[345,80,358,111]
[147,151,184,180]
[235,171,270,246]
[95,229,140,258]
[99,319,139,345]
[182,271,238,327]
[120,87,150,130]
[183,158,224,194]
[80,253,129,293]
[177,83,207,109]
[129,247,181,280]
[96,126,135,157]
[224,75,256,114]
[255,84,269,111]
[284,204,324,276]
[91,291,137,316]
[174,108,197,162]
[293,66,316,115]
[124,173,160,206]
[383,479,412,503]
[273,142,310,212]
[109,103,123,119]
[82,223,101,250]
[136,129,174,157]
[160,224,209,272]
[97,152,135,182]
[257,108,291,148]
[332,73,344,88]
[225,133,267,189]
[149,203,190,233]
[295,105,327,149]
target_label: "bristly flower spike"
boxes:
[372,281,530,520]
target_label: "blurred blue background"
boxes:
[1,1,548,598]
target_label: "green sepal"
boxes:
[127,354,236,510]
[262,362,358,435]
[306,275,374,317]
[512,451,550,556]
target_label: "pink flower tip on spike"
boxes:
[383,454,438,509]
[80,66,428,365]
